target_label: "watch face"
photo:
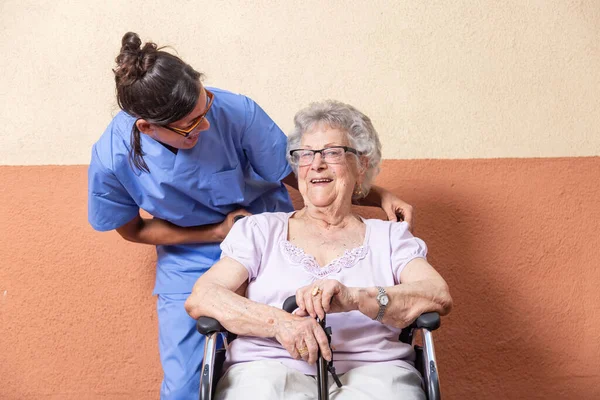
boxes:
[380,295,389,306]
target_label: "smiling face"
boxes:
[136,86,212,150]
[297,124,364,210]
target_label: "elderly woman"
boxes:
[185,100,453,400]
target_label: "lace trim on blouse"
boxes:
[279,239,369,279]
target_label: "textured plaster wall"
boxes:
[0,0,599,165]
[1,159,599,399]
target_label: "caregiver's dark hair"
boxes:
[114,32,203,172]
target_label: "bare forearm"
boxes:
[354,280,453,328]
[118,217,225,245]
[354,184,384,207]
[185,282,290,338]
[283,172,299,190]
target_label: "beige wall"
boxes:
[0,0,599,165]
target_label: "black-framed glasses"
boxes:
[163,89,214,137]
[289,146,360,166]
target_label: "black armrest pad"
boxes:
[416,312,440,331]
[196,317,226,335]
[399,312,441,344]
[283,295,298,313]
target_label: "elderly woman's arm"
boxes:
[355,258,452,328]
[296,258,452,329]
[184,257,332,364]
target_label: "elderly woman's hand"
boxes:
[274,314,332,364]
[295,279,358,320]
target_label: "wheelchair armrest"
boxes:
[197,318,227,400]
[399,312,440,344]
[283,295,298,313]
[196,317,227,335]
[416,312,440,331]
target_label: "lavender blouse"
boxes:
[220,212,428,375]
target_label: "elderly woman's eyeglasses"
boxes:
[163,90,214,137]
[289,146,360,166]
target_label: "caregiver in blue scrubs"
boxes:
[88,32,414,400]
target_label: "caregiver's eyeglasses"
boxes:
[163,89,214,137]
[289,146,360,166]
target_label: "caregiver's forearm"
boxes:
[116,214,226,245]
[354,184,384,207]
[283,172,299,190]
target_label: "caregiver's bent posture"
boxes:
[185,100,452,400]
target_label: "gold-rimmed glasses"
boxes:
[163,89,214,137]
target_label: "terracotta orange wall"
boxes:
[1,158,599,399]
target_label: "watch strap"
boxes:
[375,286,387,322]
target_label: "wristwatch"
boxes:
[375,286,389,322]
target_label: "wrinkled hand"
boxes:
[295,279,358,320]
[379,190,414,229]
[218,209,252,240]
[274,314,332,364]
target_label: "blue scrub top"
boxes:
[88,88,293,294]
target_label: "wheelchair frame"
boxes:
[196,296,442,400]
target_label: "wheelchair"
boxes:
[196,295,443,400]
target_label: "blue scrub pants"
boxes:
[157,293,223,400]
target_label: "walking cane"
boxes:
[283,296,342,400]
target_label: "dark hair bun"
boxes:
[114,32,158,86]
[121,32,142,53]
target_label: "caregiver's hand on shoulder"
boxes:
[218,209,252,240]
[295,279,358,320]
[379,189,414,229]
[274,315,331,364]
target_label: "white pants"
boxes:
[215,360,426,400]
